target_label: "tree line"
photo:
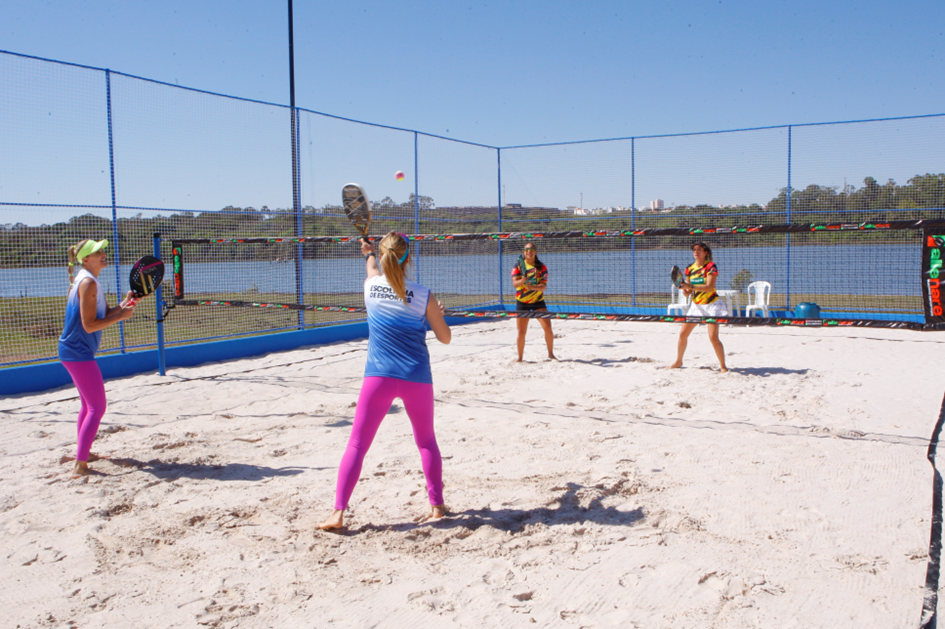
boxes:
[2,175,943,267]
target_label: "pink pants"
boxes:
[333,377,443,510]
[62,361,107,462]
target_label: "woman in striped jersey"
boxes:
[669,241,728,373]
[512,242,556,362]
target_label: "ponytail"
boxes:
[378,231,410,304]
[67,240,89,286]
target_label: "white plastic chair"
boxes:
[744,281,771,317]
[715,290,739,317]
[667,284,691,315]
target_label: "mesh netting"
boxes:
[169,222,928,329]
[2,49,945,367]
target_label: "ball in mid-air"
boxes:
[395,170,405,181]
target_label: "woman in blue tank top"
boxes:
[320,232,452,530]
[58,239,137,476]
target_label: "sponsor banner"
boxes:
[923,230,945,324]
[172,245,184,299]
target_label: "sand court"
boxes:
[1,321,943,628]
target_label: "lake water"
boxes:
[0,244,921,300]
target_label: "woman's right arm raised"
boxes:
[425,293,451,345]
[361,240,381,278]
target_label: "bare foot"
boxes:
[547,354,557,361]
[431,504,448,519]
[318,509,345,530]
[668,361,683,369]
[719,367,729,373]
[71,460,90,478]
[61,453,106,464]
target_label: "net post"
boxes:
[920,392,945,628]
[153,233,166,376]
[172,240,184,303]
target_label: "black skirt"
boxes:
[516,300,548,312]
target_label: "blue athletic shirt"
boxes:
[363,274,432,383]
[58,268,107,362]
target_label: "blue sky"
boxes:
[3,0,942,145]
[1,0,943,222]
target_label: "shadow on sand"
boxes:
[727,366,809,376]
[568,356,654,367]
[346,481,645,536]
[107,457,316,482]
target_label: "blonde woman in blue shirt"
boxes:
[320,232,451,530]
[58,239,137,476]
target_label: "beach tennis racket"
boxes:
[128,255,165,305]
[671,265,685,288]
[342,183,371,242]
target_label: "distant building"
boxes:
[573,207,619,215]
[650,199,664,210]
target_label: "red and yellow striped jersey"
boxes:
[686,261,719,305]
[512,261,548,304]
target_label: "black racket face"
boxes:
[342,183,371,237]
[129,256,165,298]
[671,265,683,288]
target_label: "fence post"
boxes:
[414,131,421,282]
[497,148,504,308]
[153,233,166,376]
[293,108,304,329]
[631,137,636,308]
[288,0,304,329]
[786,125,793,313]
[105,69,126,353]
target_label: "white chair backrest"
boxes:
[671,284,690,305]
[746,281,771,305]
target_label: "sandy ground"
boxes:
[2,320,944,628]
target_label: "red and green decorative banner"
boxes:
[923,229,945,324]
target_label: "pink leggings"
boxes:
[62,361,107,462]
[333,377,443,510]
